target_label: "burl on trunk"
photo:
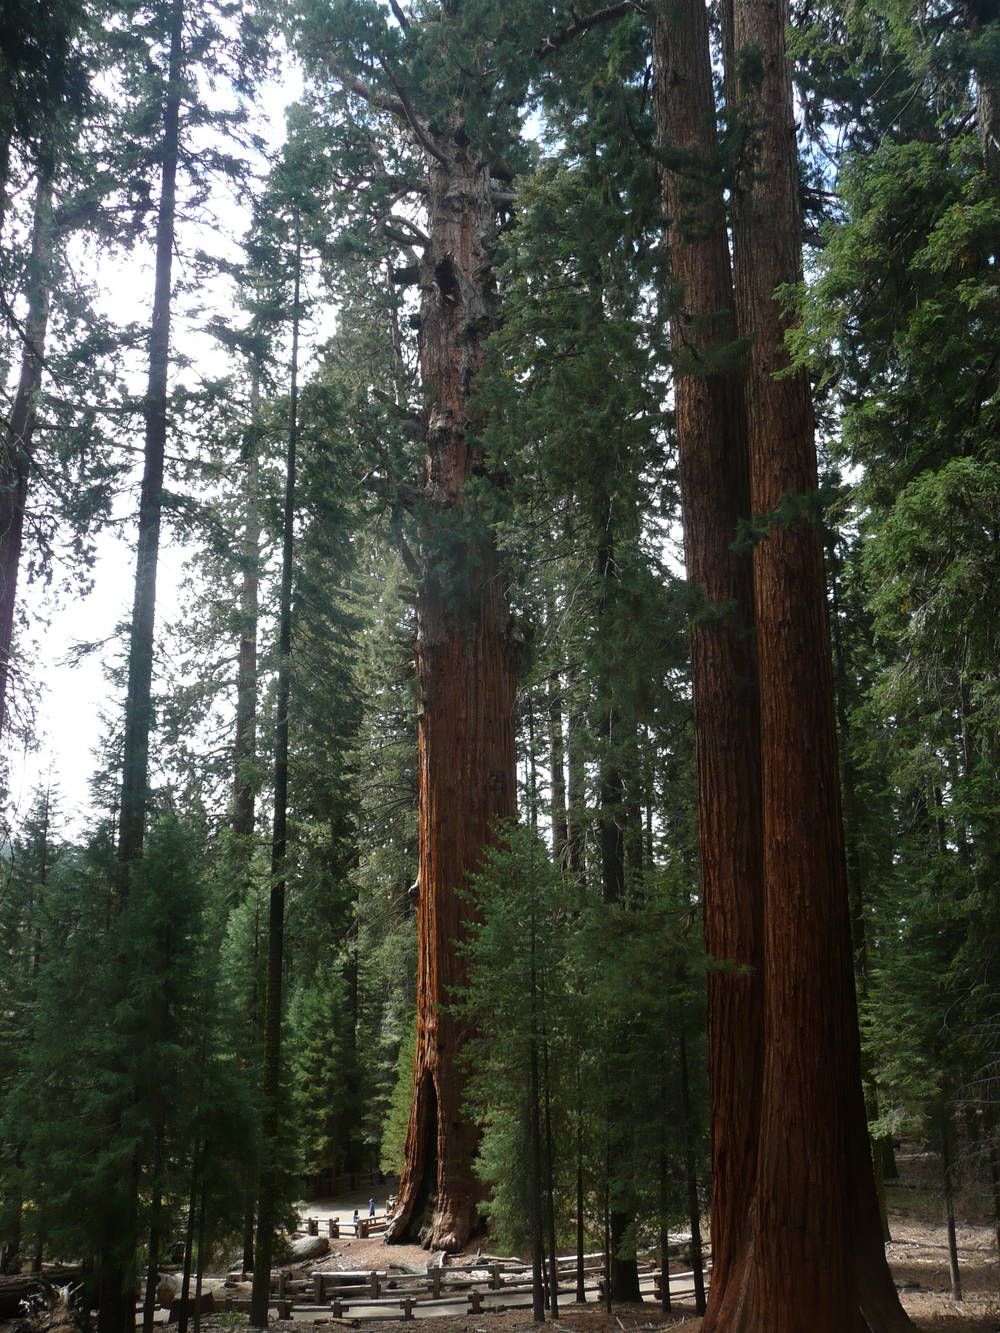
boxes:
[385,130,519,1252]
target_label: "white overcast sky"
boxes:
[5,55,308,838]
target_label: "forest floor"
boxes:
[218,1150,1000,1332]
[4,1151,999,1333]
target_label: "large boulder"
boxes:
[289,1235,329,1262]
[157,1274,181,1308]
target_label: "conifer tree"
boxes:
[713,0,910,1325]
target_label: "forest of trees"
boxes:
[2,0,1000,1330]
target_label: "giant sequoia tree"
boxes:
[296,1,524,1249]
[650,0,764,1311]
[703,0,911,1326]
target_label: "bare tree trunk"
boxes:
[831,574,891,1241]
[988,1133,1000,1302]
[192,1177,207,1333]
[233,367,261,842]
[385,134,518,1254]
[177,1146,199,1333]
[678,1036,705,1316]
[718,0,914,1323]
[529,895,545,1323]
[542,1000,558,1318]
[941,1116,963,1302]
[565,675,586,886]
[0,57,13,249]
[0,165,53,734]
[249,229,301,1328]
[547,661,568,864]
[117,0,184,876]
[576,1064,585,1305]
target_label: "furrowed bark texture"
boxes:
[968,1,1000,177]
[0,168,52,735]
[651,1,764,1320]
[385,134,518,1253]
[117,0,183,874]
[723,0,914,1326]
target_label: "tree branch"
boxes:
[376,53,449,164]
[533,1,646,58]
[340,70,408,120]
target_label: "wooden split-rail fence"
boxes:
[216,1251,709,1321]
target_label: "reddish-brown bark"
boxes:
[650,0,764,1317]
[715,0,914,1326]
[385,132,519,1252]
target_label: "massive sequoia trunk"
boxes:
[0,166,53,735]
[385,132,519,1253]
[650,0,764,1317]
[718,0,913,1326]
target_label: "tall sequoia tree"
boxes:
[296,3,524,1249]
[394,133,520,1250]
[650,0,764,1312]
[712,0,913,1326]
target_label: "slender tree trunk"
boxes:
[0,1144,21,1273]
[235,368,261,1276]
[241,1196,255,1277]
[0,166,53,735]
[0,57,13,249]
[941,1116,963,1302]
[249,230,301,1329]
[718,0,914,1324]
[576,1066,585,1305]
[141,1118,165,1333]
[117,0,184,875]
[385,134,518,1254]
[233,367,261,842]
[593,520,640,1305]
[988,1134,1000,1301]
[95,19,186,1329]
[177,1148,199,1333]
[547,663,568,864]
[601,761,639,1305]
[678,1036,705,1316]
[542,1006,558,1317]
[658,1144,670,1313]
[651,5,765,1322]
[529,897,545,1324]
[193,1177,207,1333]
[242,892,261,1274]
[602,1146,611,1315]
[565,678,586,886]
[831,576,892,1241]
